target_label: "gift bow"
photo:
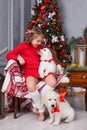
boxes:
[60,90,67,102]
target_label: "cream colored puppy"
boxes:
[41,90,75,126]
[38,48,57,78]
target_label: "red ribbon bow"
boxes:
[25,29,32,35]
[60,90,67,102]
[51,105,60,113]
[51,90,67,113]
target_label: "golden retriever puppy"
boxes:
[41,90,75,126]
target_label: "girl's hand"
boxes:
[4,70,7,76]
[17,55,25,65]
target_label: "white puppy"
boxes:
[41,90,75,126]
[38,48,57,78]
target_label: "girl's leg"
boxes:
[44,74,57,88]
[26,76,38,92]
[41,74,57,97]
[26,76,45,121]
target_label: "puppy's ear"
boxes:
[41,95,47,105]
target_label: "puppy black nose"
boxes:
[51,104,55,108]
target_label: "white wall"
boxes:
[0,0,8,52]
[31,0,87,39]
[60,0,87,39]
[0,0,31,73]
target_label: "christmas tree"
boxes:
[26,0,72,63]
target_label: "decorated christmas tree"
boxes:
[26,0,72,63]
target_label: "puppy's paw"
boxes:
[44,71,49,76]
[52,121,60,126]
[64,117,74,123]
[47,119,54,124]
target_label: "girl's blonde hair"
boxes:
[24,26,44,44]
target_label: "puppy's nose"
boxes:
[51,104,55,108]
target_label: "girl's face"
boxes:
[31,35,44,47]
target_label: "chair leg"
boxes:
[14,97,20,119]
[18,98,20,112]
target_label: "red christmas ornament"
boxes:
[41,24,46,28]
[44,0,51,3]
[62,42,66,47]
[60,49,66,56]
[48,44,51,48]
[58,28,62,31]
[51,3,55,9]
[52,45,54,49]
[58,16,61,19]
[40,4,46,14]
[62,49,65,53]
[82,37,86,43]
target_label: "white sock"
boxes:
[40,84,54,97]
[29,90,45,112]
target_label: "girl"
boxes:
[6,26,57,121]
